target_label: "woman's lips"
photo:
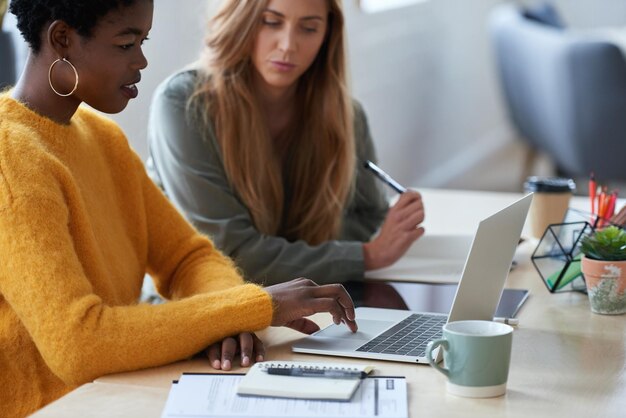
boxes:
[270,60,296,72]
[121,83,139,99]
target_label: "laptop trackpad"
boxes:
[294,319,396,352]
[314,319,395,341]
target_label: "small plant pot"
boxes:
[581,256,626,315]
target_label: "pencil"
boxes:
[589,172,596,217]
[598,186,609,226]
[611,204,626,226]
[606,191,618,221]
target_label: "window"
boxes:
[359,0,429,13]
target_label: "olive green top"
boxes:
[147,69,388,285]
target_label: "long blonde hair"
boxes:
[192,0,354,245]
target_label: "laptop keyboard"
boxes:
[355,313,446,357]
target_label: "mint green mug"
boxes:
[426,320,513,398]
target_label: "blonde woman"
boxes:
[148,0,425,306]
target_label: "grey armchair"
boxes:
[489,3,626,182]
[0,29,16,89]
[0,0,17,90]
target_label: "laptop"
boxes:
[292,193,533,364]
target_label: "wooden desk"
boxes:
[32,189,626,417]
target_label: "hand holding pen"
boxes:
[362,160,425,270]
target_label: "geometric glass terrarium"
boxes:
[531,221,591,293]
[531,208,622,293]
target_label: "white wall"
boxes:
[109,0,211,161]
[5,0,626,190]
[344,0,510,188]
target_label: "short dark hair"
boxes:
[9,0,141,53]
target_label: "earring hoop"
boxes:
[48,58,79,97]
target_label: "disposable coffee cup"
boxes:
[523,176,576,239]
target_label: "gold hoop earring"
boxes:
[48,58,79,97]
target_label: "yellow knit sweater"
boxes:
[0,95,273,418]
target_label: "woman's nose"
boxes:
[277,27,296,53]
[133,48,148,70]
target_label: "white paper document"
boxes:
[161,373,408,418]
[365,234,473,284]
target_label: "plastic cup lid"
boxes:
[523,176,576,193]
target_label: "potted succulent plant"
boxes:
[580,225,626,314]
[0,0,17,89]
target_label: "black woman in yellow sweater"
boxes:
[0,1,357,416]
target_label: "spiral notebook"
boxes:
[237,361,374,400]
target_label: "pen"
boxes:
[589,172,596,218]
[363,160,407,194]
[606,191,618,221]
[598,186,608,227]
[266,367,367,379]
[493,317,519,326]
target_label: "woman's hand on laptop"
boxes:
[364,190,425,270]
[266,278,358,334]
